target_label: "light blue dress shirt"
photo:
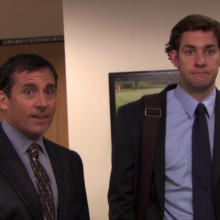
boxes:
[2,119,58,220]
[164,84,216,220]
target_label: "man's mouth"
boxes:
[191,70,209,75]
[193,72,207,74]
[32,115,47,119]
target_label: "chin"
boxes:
[29,128,48,137]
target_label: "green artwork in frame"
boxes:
[109,69,179,134]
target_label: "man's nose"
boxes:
[194,52,206,67]
[36,92,48,108]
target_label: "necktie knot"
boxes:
[195,103,207,115]
[27,144,40,159]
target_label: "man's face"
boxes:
[0,68,56,140]
[170,30,220,99]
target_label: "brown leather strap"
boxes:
[136,94,161,220]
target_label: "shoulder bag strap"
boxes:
[136,93,161,220]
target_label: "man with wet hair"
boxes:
[0,54,90,220]
[108,14,220,220]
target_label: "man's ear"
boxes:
[169,50,179,68]
[0,91,8,110]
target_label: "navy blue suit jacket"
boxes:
[108,84,220,220]
[0,123,90,220]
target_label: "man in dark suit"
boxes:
[0,54,90,220]
[108,14,220,220]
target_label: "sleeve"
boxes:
[108,106,136,220]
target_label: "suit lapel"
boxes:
[213,89,220,189]
[44,139,70,220]
[0,124,43,220]
[153,84,177,212]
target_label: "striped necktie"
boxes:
[28,144,55,220]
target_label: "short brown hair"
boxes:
[165,14,220,60]
[0,54,58,98]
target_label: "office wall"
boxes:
[62,0,220,219]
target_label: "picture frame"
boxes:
[109,69,179,135]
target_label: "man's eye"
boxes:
[185,50,194,55]
[45,89,54,95]
[206,50,215,54]
[25,90,33,95]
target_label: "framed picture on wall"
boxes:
[109,69,179,135]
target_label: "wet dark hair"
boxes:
[165,14,220,60]
[0,53,58,98]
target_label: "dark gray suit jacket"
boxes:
[108,84,220,220]
[0,123,90,220]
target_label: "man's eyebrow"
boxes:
[21,83,37,88]
[204,44,218,48]
[45,83,57,89]
[21,83,56,89]
[182,45,196,49]
[183,44,217,49]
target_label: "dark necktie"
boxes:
[192,103,216,220]
[28,144,55,220]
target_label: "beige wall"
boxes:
[63,1,220,219]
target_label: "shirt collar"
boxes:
[175,84,216,119]
[2,119,46,157]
